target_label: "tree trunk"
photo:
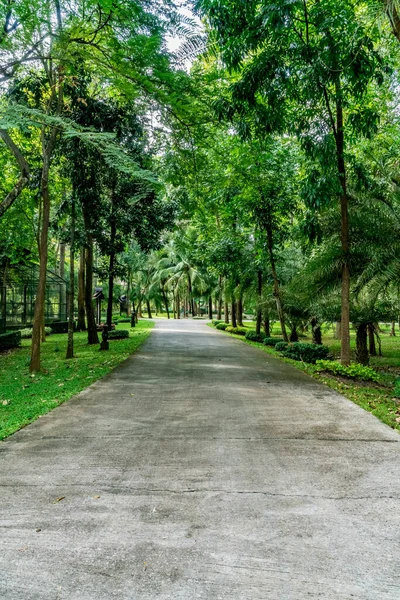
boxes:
[237,296,243,327]
[311,317,322,345]
[162,285,170,319]
[208,295,213,320]
[256,270,262,335]
[263,308,271,338]
[224,301,229,324]
[66,199,75,359]
[59,241,66,319]
[334,76,351,366]
[77,248,86,331]
[84,237,99,344]
[176,291,180,319]
[334,321,341,340]
[265,219,288,342]
[390,321,396,336]
[368,323,377,356]
[231,301,237,328]
[217,276,223,320]
[289,324,298,342]
[30,152,52,371]
[355,323,369,365]
[126,269,132,316]
[146,299,152,319]
[188,275,195,316]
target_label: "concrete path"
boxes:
[1,320,399,600]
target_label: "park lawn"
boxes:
[210,321,400,433]
[0,320,154,440]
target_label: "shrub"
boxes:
[0,330,21,350]
[216,322,230,330]
[108,329,129,340]
[394,378,400,398]
[118,318,131,323]
[275,341,289,352]
[282,342,330,364]
[226,326,247,336]
[20,327,52,339]
[212,319,223,326]
[316,360,380,382]
[245,330,265,343]
[263,337,284,347]
[49,321,69,334]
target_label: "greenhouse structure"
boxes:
[0,263,67,333]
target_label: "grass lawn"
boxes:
[210,320,400,433]
[0,320,154,440]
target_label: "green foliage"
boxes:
[245,330,265,343]
[118,318,131,323]
[108,329,130,340]
[393,378,400,399]
[216,322,230,330]
[226,326,247,335]
[49,322,69,334]
[316,360,380,382]
[263,337,284,347]
[0,331,21,350]
[275,341,289,352]
[282,343,330,364]
[20,327,52,339]
[212,319,223,325]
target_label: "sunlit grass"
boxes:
[0,321,154,440]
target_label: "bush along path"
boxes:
[209,321,400,433]
[0,321,154,440]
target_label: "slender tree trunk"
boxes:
[162,285,170,319]
[224,300,229,324]
[188,275,195,316]
[231,301,237,328]
[237,296,244,327]
[368,323,377,356]
[265,219,288,342]
[146,299,152,319]
[59,241,66,319]
[289,324,299,342]
[84,237,99,344]
[334,321,341,340]
[355,323,369,365]
[390,321,396,336]
[311,316,322,345]
[30,153,52,371]
[66,199,75,359]
[256,270,262,335]
[263,308,271,337]
[334,77,351,366]
[137,301,142,318]
[176,291,180,319]
[77,248,86,331]
[217,275,223,320]
[126,269,131,316]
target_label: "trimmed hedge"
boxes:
[216,322,230,330]
[275,341,289,352]
[263,337,284,347]
[20,327,52,339]
[316,360,379,382]
[0,330,21,350]
[49,321,69,334]
[212,319,223,326]
[108,329,129,340]
[118,318,131,323]
[245,330,266,343]
[226,326,247,336]
[282,342,330,364]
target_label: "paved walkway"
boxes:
[1,320,399,599]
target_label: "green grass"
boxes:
[0,321,154,440]
[209,321,400,433]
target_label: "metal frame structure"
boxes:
[0,263,67,333]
